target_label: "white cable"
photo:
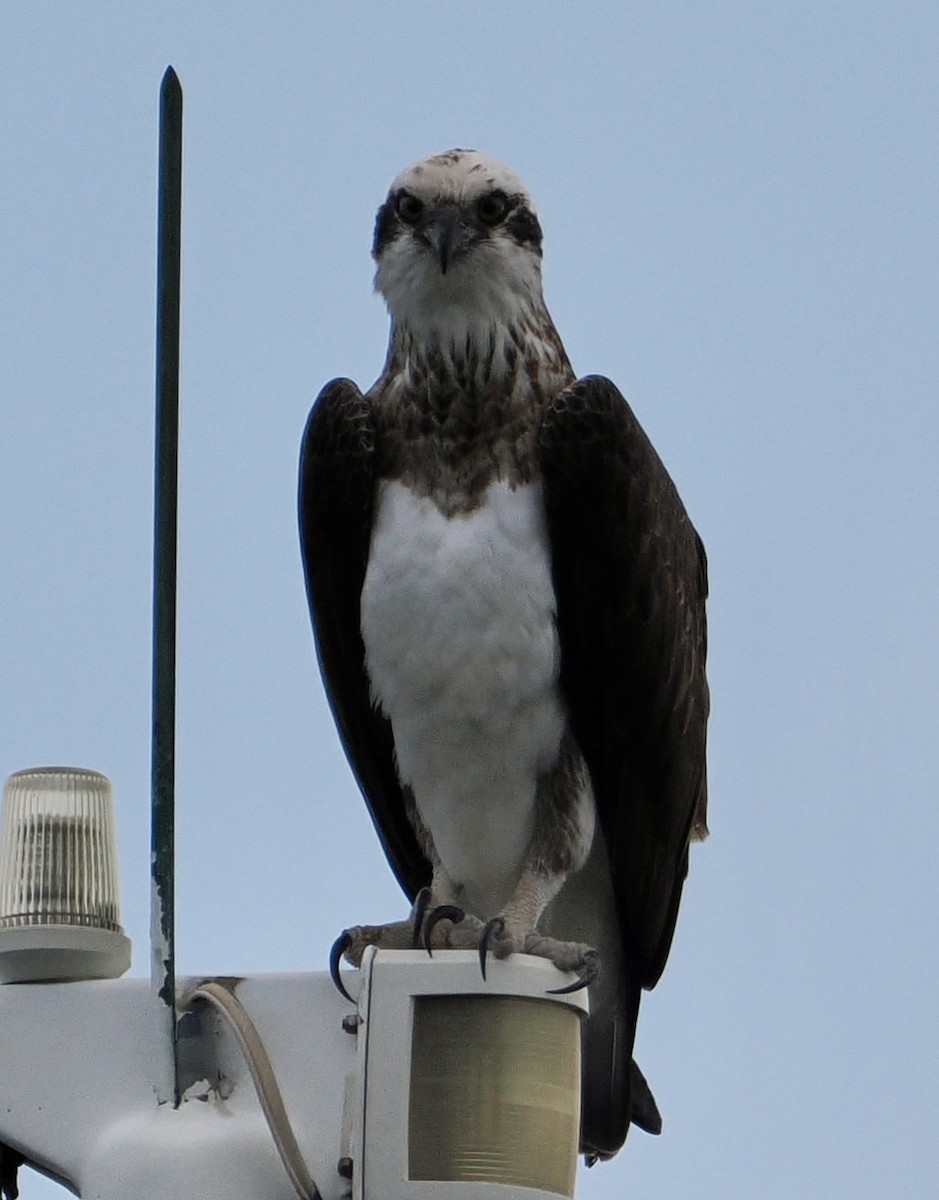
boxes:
[187,981,323,1200]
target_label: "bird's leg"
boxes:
[406,799,484,952]
[418,863,485,955]
[414,741,600,988]
[478,867,600,992]
[475,739,602,989]
[477,867,560,968]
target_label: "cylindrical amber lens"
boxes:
[409,994,581,1197]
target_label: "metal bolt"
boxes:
[341,1013,361,1034]
[337,1157,354,1179]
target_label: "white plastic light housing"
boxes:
[355,949,587,1200]
[0,767,131,983]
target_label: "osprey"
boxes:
[299,149,709,1161]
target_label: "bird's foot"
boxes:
[479,917,600,993]
[419,904,504,957]
[329,922,411,999]
[419,903,478,953]
[329,891,491,998]
[329,905,597,998]
[330,890,436,999]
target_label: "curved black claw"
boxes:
[422,904,465,956]
[329,931,354,1002]
[547,949,601,995]
[479,916,506,981]
[410,887,433,949]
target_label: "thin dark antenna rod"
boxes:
[151,64,183,1106]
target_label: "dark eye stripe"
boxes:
[505,203,543,251]
[373,188,543,259]
[372,193,400,257]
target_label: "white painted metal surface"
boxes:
[0,952,587,1199]
[0,973,356,1200]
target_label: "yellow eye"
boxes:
[395,192,424,225]
[477,191,509,226]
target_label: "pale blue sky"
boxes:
[2,4,938,1197]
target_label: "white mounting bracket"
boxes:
[0,951,587,1200]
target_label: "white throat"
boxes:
[376,236,546,349]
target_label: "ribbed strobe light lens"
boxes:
[409,994,581,1197]
[0,767,131,982]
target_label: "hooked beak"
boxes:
[427,206,463,275]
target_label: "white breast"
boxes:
[360,479,565,915]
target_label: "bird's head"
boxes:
[372,149,546,338]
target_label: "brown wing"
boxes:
[298,378,430,896]
[539,374,709,990]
